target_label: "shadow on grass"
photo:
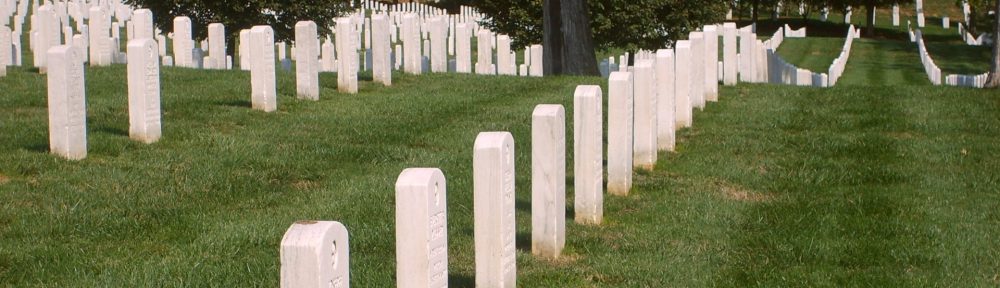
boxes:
[215,99,251,108]
[449,273,475,287]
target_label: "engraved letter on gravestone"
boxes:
[280,221,350,288]
[474,132,516,288]
[395,168,448,288]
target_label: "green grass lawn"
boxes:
[3,14,1000,287]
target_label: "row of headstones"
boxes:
[279,44,733,283]
[765,25,859,87]
[914,29,989,88]
[827,26,859,86]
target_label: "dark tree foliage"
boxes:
[474,0,726,52]
[122,0,355,49]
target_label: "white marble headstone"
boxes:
[126,38,161,144]
[607,71,633,196]
[473,131,516,288]
[531,104,565,258]
[250,25,277,112]
[294,21,319,100]
[675,40,693,128]
[395,168,448,288]
[633,60,657,170]
[47,45,87,160]
[655,49,675,152]
[280,221,350,288]
[574,85,603,225]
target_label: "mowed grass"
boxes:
[3,16,1000,287]
[776,37,845,72]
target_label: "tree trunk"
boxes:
[560,0,599,76]
[543,0,564,76]
[985,0,1000,88]
[865,1,876,37]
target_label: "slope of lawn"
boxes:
[776,37,846,72]
[3,14,1000,287]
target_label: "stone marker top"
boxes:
[474,131,514,151]
[723,22,737,29]
[676,40,691,49]
[396,168,445,191]
[656,49,673,58]
[635,59,654,69]
[704,25,717,33]
[533,104,564,118]
[609,70,631,82]
[575,85,602,97]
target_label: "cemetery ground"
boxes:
[3,19,1000,288]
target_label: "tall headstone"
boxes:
[372,14,391,85]
[208,23,226,69]
[126,39,161,144]
[529,44,543,77]
[250,25,277,112]
[704,25,719,101]
[280,221,350,288]
[0,25,10,70]
[655,49,675,152]
[675,40,693,128]
[402,14,421,74]
[455,23,471,73]
[132,9,154,40]
[689,32,706,110]
[476,29,493,75]
[574,85,603,225]
[172,16,193,68]
[294,21,319,100]
[496,35,513,75]
[239,29,251,70]
[892,5,900,26]
[633,60,657,170]
[531,104,565,258]
[722,23,738,86]
[395,168,448,288]
[429,17,447,73]
[47,45,87,160]
[739,30,756,83]
[336,18,358,94]
[607,72,633,196]
[36,5,60,72]
[473,131,516,288]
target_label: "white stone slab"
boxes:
[573,85,603,225]
[496,35,513,75]
[402,14,421,74]
[892,5,900,26]
[208,23,226,69]
[529,44,543,77]
[739,30,755,83]
[36,5,60,72]
[704,25,719,102]
[675,40,693,128]
[429,17,447,73]
[722,23,738,86]
[126,39,161,144]
[689,32,705,110]
[607,71,633,196]
[132,9,153,40]
[372,14,391,85]
[172,16,193,68]
[295,21,319,100]
[473,131,516,288]
[250,25,277,112]
[0,25,10,69]
[239,29,250,70]
[633,60,657,170]
[280,221,350,288]
[655,49,675,152]
[47,45,86,160]
[456,23,471,73]
[476,29,494,75]
[336,18,358,93]
[395,168,448,288]
[531,104,565,258]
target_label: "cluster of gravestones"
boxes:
[765,24,859,87]
[1,0,557,160]
[913,29,989,88]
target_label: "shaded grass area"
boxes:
[776,37,846,72]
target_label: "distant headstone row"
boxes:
[913,29,989,88]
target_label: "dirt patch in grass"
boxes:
[717,180,773,202]
[291,180,319,190]
[0,173,9,185]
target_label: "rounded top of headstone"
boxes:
[609,71,632,82]
[574,85,602,98]
[532,104,564,118]
[474,132,514,150]
[396,168,445,189]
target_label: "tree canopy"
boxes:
[122,0,356,45]
[473,0,726,52]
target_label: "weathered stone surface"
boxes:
[473,131,516,288]
[689,32,705,110]
[531,104,565,258]
[172,16,193,68]
[239,29,250,70]
[208,23,226,69]
[529,44,543,77]
[674,40,693,128]
[47,45,87,160]
[607,71,633,196]
[295,21,319,100]
[395,168,448,288]
[704,25,719,102]
[574,85,603,225]
[280,221,350,288]
[476,29,494,75]
[250,25,277,112]
[336,18,358,94]
[739,29,756,83]
[455,23,471,73]
[132,9,154,40]
[371,14,391,85]
[633,60,657,170]
[655,49,675,152]
[722,23,738,86]
[36,5,60,72]
[127,39,161,144]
